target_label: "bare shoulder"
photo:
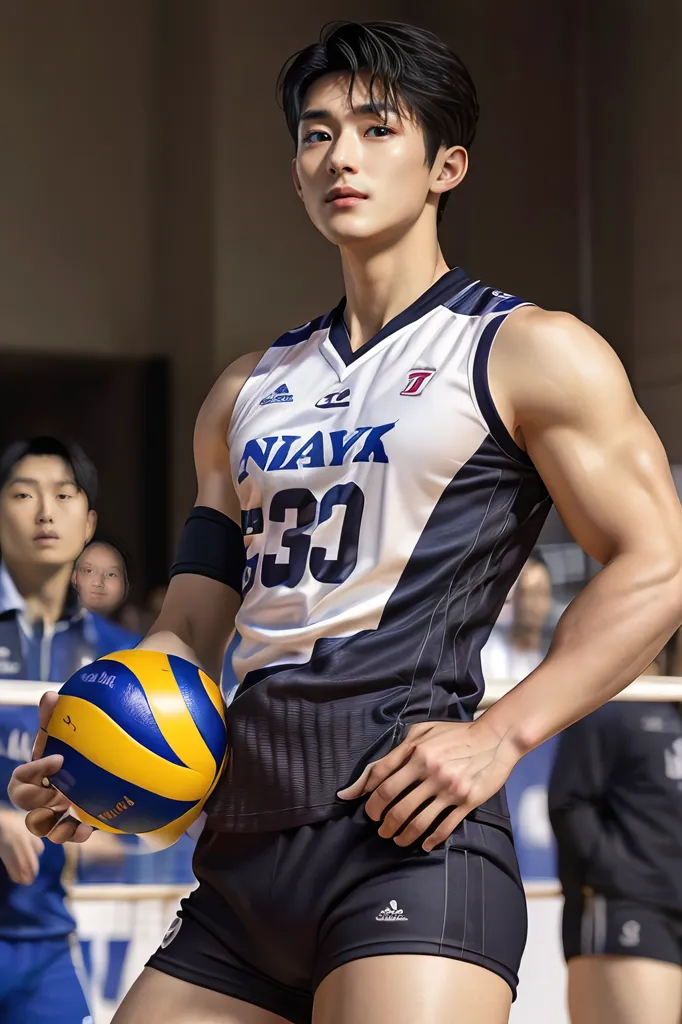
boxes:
[195,350,264,439]
[491,306,635,426]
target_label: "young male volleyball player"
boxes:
[11,21,682,1024]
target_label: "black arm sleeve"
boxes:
[548,703,623,887]
[169,506,245,597]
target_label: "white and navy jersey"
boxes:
[210,268,552,833]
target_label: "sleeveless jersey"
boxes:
[209,268,552,833]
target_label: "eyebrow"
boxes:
[8,476,79,489]
[299,102,398,124]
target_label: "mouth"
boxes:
[326,188,368,208]
[34,532,59,543]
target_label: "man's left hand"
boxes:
[337,719,522,851]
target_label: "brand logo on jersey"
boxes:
[376,900,408,922]
[316,387,351,409]
[161,915,183,949]
[237,423,395,483]
[400,369,435,396]
[260,384,294,406]
[664,737,682,781]
[618,920,641,947]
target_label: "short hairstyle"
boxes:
[278,21,479,222]
[0,436,98,509]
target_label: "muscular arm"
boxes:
[137,350,262,684]
[484,309,682,751]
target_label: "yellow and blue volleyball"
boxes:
[43,649,227,848]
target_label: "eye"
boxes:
[301,129,331,145]
[105,572,119,579]
[13,492,31,500]
[366,124,395,138]
[56,493,72,501]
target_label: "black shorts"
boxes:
[148,807,527,1024]
[563,890,682,967]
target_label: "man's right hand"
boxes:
[7,691,93,845]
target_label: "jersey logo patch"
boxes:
[316,387,351,409]
[400,369,435,396]
[260,384,294,406]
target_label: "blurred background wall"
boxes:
[2,0,680,592]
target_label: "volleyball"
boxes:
[43,649,227,848]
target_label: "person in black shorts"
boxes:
[11,20,682,1024]
[549,662,682,1024]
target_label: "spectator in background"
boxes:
[73,538,129,618]
[0,436,138,1024]
[548,650,682,1024]
[481,550,553,682]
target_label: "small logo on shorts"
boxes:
[618,920,641,947]
[161,915,183,948]
[376,899,408,922]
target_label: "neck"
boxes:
[509,625,543,653]
[339,216,449,351]
[3,559,74,626]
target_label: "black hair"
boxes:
[0,436,98,509]
[278,21,479,223]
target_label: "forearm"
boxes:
[136,576,241,684]
[482,552,682,755]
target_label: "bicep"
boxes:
[503,313,682,567]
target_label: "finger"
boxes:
[47,815,93,845]
[376,780,438,839]
[337,742,415,801]
[365,762,424,822]
[8,756,66,811]
[393,796,452,847]
[26,805,70,838]
[32,691,60,758]
[422,806,467,852]
[29,832,45,855]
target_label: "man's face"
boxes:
[513,561,552,633]
[292,72,464,247]
[73,543,126,616]
[0,455,96,570]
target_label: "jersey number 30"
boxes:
[248,484,364,590]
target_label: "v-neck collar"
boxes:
[327,266,473,369]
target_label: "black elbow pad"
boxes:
[169,506,244,598]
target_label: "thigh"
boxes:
[313,956,511,1024]
[315,817,527,1001]
[114,967,294,1024]
[568,955,682,1024]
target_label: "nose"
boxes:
[36,499,54,524]
[92,573,105,589]
[327,128,360,177]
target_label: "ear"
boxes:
[85,509,97,544]
[71,568,78,589]
[292,158,304,199]
[430,145,468,198]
